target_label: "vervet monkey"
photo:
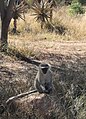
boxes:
[6,63,53,105]
[35,63,53,94]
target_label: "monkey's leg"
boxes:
[35,79,47,93]
[45,82,53,94]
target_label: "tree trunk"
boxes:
[0,0,15,51]
[1,18,11,50]
[12,18,17,33]
[50,9,52,23]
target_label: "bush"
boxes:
[78,0,86,5]
[68,0,86,5]
[69,2,85,15]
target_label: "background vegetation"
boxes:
[8,2,86,56]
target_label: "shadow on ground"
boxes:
[0,51,86,119]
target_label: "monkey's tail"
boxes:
[0,90,37,114]
[6,90,37,105]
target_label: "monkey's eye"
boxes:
[41,64,49,68]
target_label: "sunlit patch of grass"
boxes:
[9,7,86,41]
[8,6,86,56]
[53,6,86,40]
[8,39,36,57]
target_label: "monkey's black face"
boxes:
[42,68,48,74]
[40,64,49,74]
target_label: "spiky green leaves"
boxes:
[32,0,53,25]
[12,0,28,20]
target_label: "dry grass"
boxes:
[0,50,86,119]
[53,6,86,40]
[9,6,86,40]
[8,6,86,56]
[0,6,86,119]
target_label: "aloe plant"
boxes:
[12,0,28,33]
[32,0,55,29]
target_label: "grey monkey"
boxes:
[0,63,53,113]
[35,63,53,94]
[6,63,53,104]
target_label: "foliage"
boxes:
[53,0,72,4]
[69,1,85,15]
[55,0,86,5]
[25,0,33,7]
[32,0,53,28]
[79,0,86,4]
[72,0,86,4]
[12,0,29,33]
[13,1,28,20]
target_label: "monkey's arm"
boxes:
[35,79,47,93]
[6,90,37,105]
[45,82,53,93]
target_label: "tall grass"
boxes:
[8,6,86,56]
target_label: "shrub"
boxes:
[78,0,86,5]
[69,1,85,15]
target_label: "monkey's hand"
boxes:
[40,85,46,91]
[39,85,49,93]
[40,85,51,94]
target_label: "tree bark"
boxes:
[12,18,17,33]
[1,18,11,50]
[0,0,15,51]
[0,0,4,20]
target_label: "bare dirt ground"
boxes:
[0,40,86,119]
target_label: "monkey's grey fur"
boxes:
[35,63,53,94]
[5,63,53,106]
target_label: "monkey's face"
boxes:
[41,67,49,74]
[40,64,49,74]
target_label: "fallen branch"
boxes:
[0,47,75,72]
[1,48,41,66]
